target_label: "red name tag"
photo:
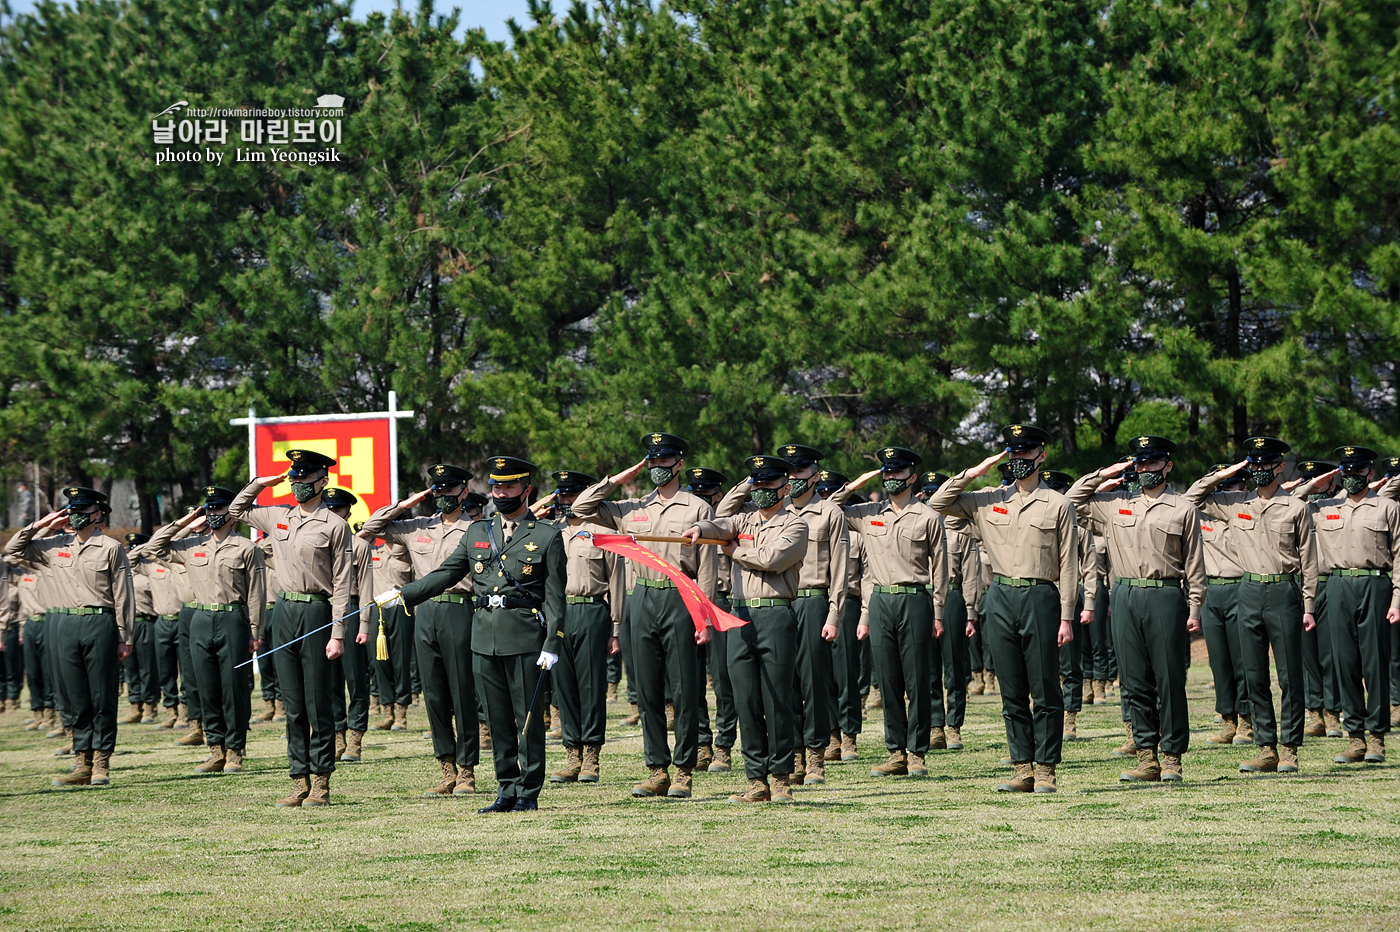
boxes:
[1237,513,1252,520]
[155,568,166,575]
[1119,509,1133,516]
[276,523,289,530]
[992,507,1008,515]
[22,577,33,583]
[193,552,207,558]
[1326,514,1341,520]
[1200,525,1212,532]
[632,515,649,522]
[415,536,432,543]
[738,534,754,540]
[870,520,885,527]
[474,541,491,549]
[57,552,71,558]
[372,556,381,563]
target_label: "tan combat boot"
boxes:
[304,773,331,807]
[1120,747,1160,782]
[580,745,601,783]
[177,721,205,747]
[550,746,583,783]
[946,726,963,750]
[1206,714,1238,744]
[425,757,457,796]
[631,766,670,798]
[841,733,859,761]
[195,746,227,774]
[969,671,985,696]
[1239,745,1279,773]
[55,726,73,756]
[668,767,694,798]
[622,703,641,726]
[1324,710,1343,737]
[343,729,364,762]
[90,750,112,784]
[729,777,770,803]
[606,682,618,702]
[665,702,676,732]
[907,752,928,777]
[140,703,156,724]
[696,744,714,771]
[1094,680,1107,703]
[770,773,794,802]
[373,704,394,731]
[804,749,826,785]
[791,748,806,782]
[1279,744,1300,773]
[997,762,1034,793]
[23,707,40,731]
[548,705,562,740]
[1063,712,1078,740]
[871,750,907,777]
[708,746,733,773]
[1112,720,1136,758]
[119,704,142,725]
[454,765,476,795]
[929,727,948,750]
[277,776,311,807]
[1235,714,1254,745]
[46,710,65,738]
[1161,753,1183,782]
[824,730,841,762]
[1082,678,1095,706]
[478,721,492,751]
[334,730,347,761]
[1034,763,1057,793]
[1391,704,1400,727]
[1335,733,1367,763]
[224,747,245,773]
[865,686,883,709]
[52,751,93,787]
[273,699,286,722]
[985,673,998,694]
[160,705,177,729]
[175,703,189,728]
[1365,733,1386,763]
[1304,708,1325,737]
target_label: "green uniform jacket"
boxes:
[399,514,565,657]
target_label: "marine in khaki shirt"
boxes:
[147,506,268,639]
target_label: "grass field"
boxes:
[1,658,1398,932]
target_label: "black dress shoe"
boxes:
[510,797,538,812]
[477,797,515,813]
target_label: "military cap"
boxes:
[427,464,472,488]
[552,470,597,494]
[285,449,337,476]
[684,467,728,492]
[1381,456,1400,478]
[921,471,952,492]
[486,455,536,484]
[1212,463,1248,488]
[1294,460,1337,480]
[321,487,358,508]
[1243,436,1290,463]
[463,491,488,510]
[1332,445,1378,471]
[744,454,792,482]
[775,443,823,468]
[64,486,109,510]
[1126,435,1177,460]
[1001,424,1052,452]
[997,461,1014,485]
[124,532,150,547]
[203,485,236,506]
[814,469,848,493]
[1040,470,1074,491]
[876,446,923,471]
[640,431,689,459]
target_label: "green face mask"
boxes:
[1340,474,1368,496]
[433,494,461,514]
[882,478,909,496]
[557,503,574,518]
[67,511,93,531]
[1136,469,1166,490]
[1248,467,1278,488]
[205,513,230,531]
[1006,458,1038,481]
[291,481,320,503]
[750,488,782,509]
[789,477,813,499]
[649,466,675,487]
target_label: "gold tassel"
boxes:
[374,604,390,662]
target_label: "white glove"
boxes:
[536,650,559,671]
[374,588,402,606]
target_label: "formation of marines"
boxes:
[3,427,1397,807]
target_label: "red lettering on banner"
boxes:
[473,541,491,549]
[992,507,1008,515]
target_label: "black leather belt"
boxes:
[475,594,543,611]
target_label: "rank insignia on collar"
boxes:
[524,542,538,551]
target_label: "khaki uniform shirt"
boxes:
[349,533,375,612]
[131,561,155,617]
[846,531,864,598]
[571,478,718,600]
[4,525,135,644]
[718,486,848,627]
[229,483,355,638]
[260,540,279,607]
[370,539,413,590]
[944,516,984,616]
[361,506,475,595]
[15,563,44,620]
[147,522,269,639]
[1308,492,1400,610]
[828,488,949,624]
[0,564,11,638]
[1076,518,1102,613]
[926,472,1079,619]
[1068,475,1207,619]
[1198,511,1244,579]
[560,517,627,630]
[1186,472,1320,614]
[696,506,810,601]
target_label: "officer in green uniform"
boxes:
[322,488,375,762]
[381,456,565,812]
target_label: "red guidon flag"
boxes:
[585,535,748,632]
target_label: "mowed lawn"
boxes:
[1,658,1397,932]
